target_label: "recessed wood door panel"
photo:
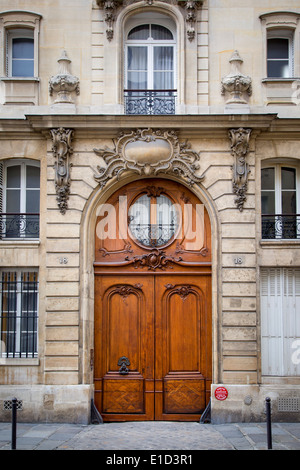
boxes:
[154,275,211,420]
[94,275,155,421]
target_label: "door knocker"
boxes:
[118,356,130,375]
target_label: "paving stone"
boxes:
[0,421,299,450]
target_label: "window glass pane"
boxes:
[26,190,40,213]
[261,192,275,214]
[6,165,20,188]
[153,72,174,89]
[127,46,148,89]
[153,47,174,89]
[282,167,296,190]
[261,168,275,190]
[128,25,149,40]
[6,189,20,213]
[267,60,289,78]
[267,38,289,59]
[151,24,173,40]
[12,38,34,59]
[154,46,173,70]
[282,191,296,214]
[26,165,40,189]
[12,59,34,77]
[127,72,147,89]
[127,46,147,71]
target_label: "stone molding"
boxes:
[50,127,74,214]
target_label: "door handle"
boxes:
[118,356,130,375]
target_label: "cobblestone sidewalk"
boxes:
[0,421,300,451]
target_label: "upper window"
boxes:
[124,19,176,115]
[261,164,299,239]
[260,12,300,81]
[0,160,40,240]
[7,28,34,77]
[267,31,293,78]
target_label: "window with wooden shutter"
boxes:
[261,268,300,376]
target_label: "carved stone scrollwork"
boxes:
[50,127,74,214]
[96,1,203,42]
[94,128,204,188]
[229,128,252,212]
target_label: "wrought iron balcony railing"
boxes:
[124,89,177,115]
[262,214,300,240]
[0,213,39,240]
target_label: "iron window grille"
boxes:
[0,271,38,358]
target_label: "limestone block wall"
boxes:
[196,134,257,387]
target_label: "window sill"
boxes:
[0,76,40,82]
[262,77,299,83]
[0,239,40,247]
[260,239,300,247]
[0,358,39,366]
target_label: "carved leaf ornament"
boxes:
[94,128,204,188]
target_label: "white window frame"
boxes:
[1,159,40,240]
[3,160,40,214]
[261,163,300,239]
[125,18,177,92]
[6,28,34,78]
[267,29,294,78]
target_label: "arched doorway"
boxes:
[94,178,212,421]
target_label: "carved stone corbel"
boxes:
[179,1,202,41]
[50,128,74,214]
[229,128,252,212]
[96,0,122,41]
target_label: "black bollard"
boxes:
[11,398,17,450]
[265,397,272,450]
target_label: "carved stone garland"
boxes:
[93,128,204,188]
[96,0,203,42]
[229,128,252,212]
[50,127,74,214]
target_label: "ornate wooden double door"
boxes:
[94,179,212,421]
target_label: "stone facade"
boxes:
[0,0,300,424]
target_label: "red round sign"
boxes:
[215,386,228,401]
